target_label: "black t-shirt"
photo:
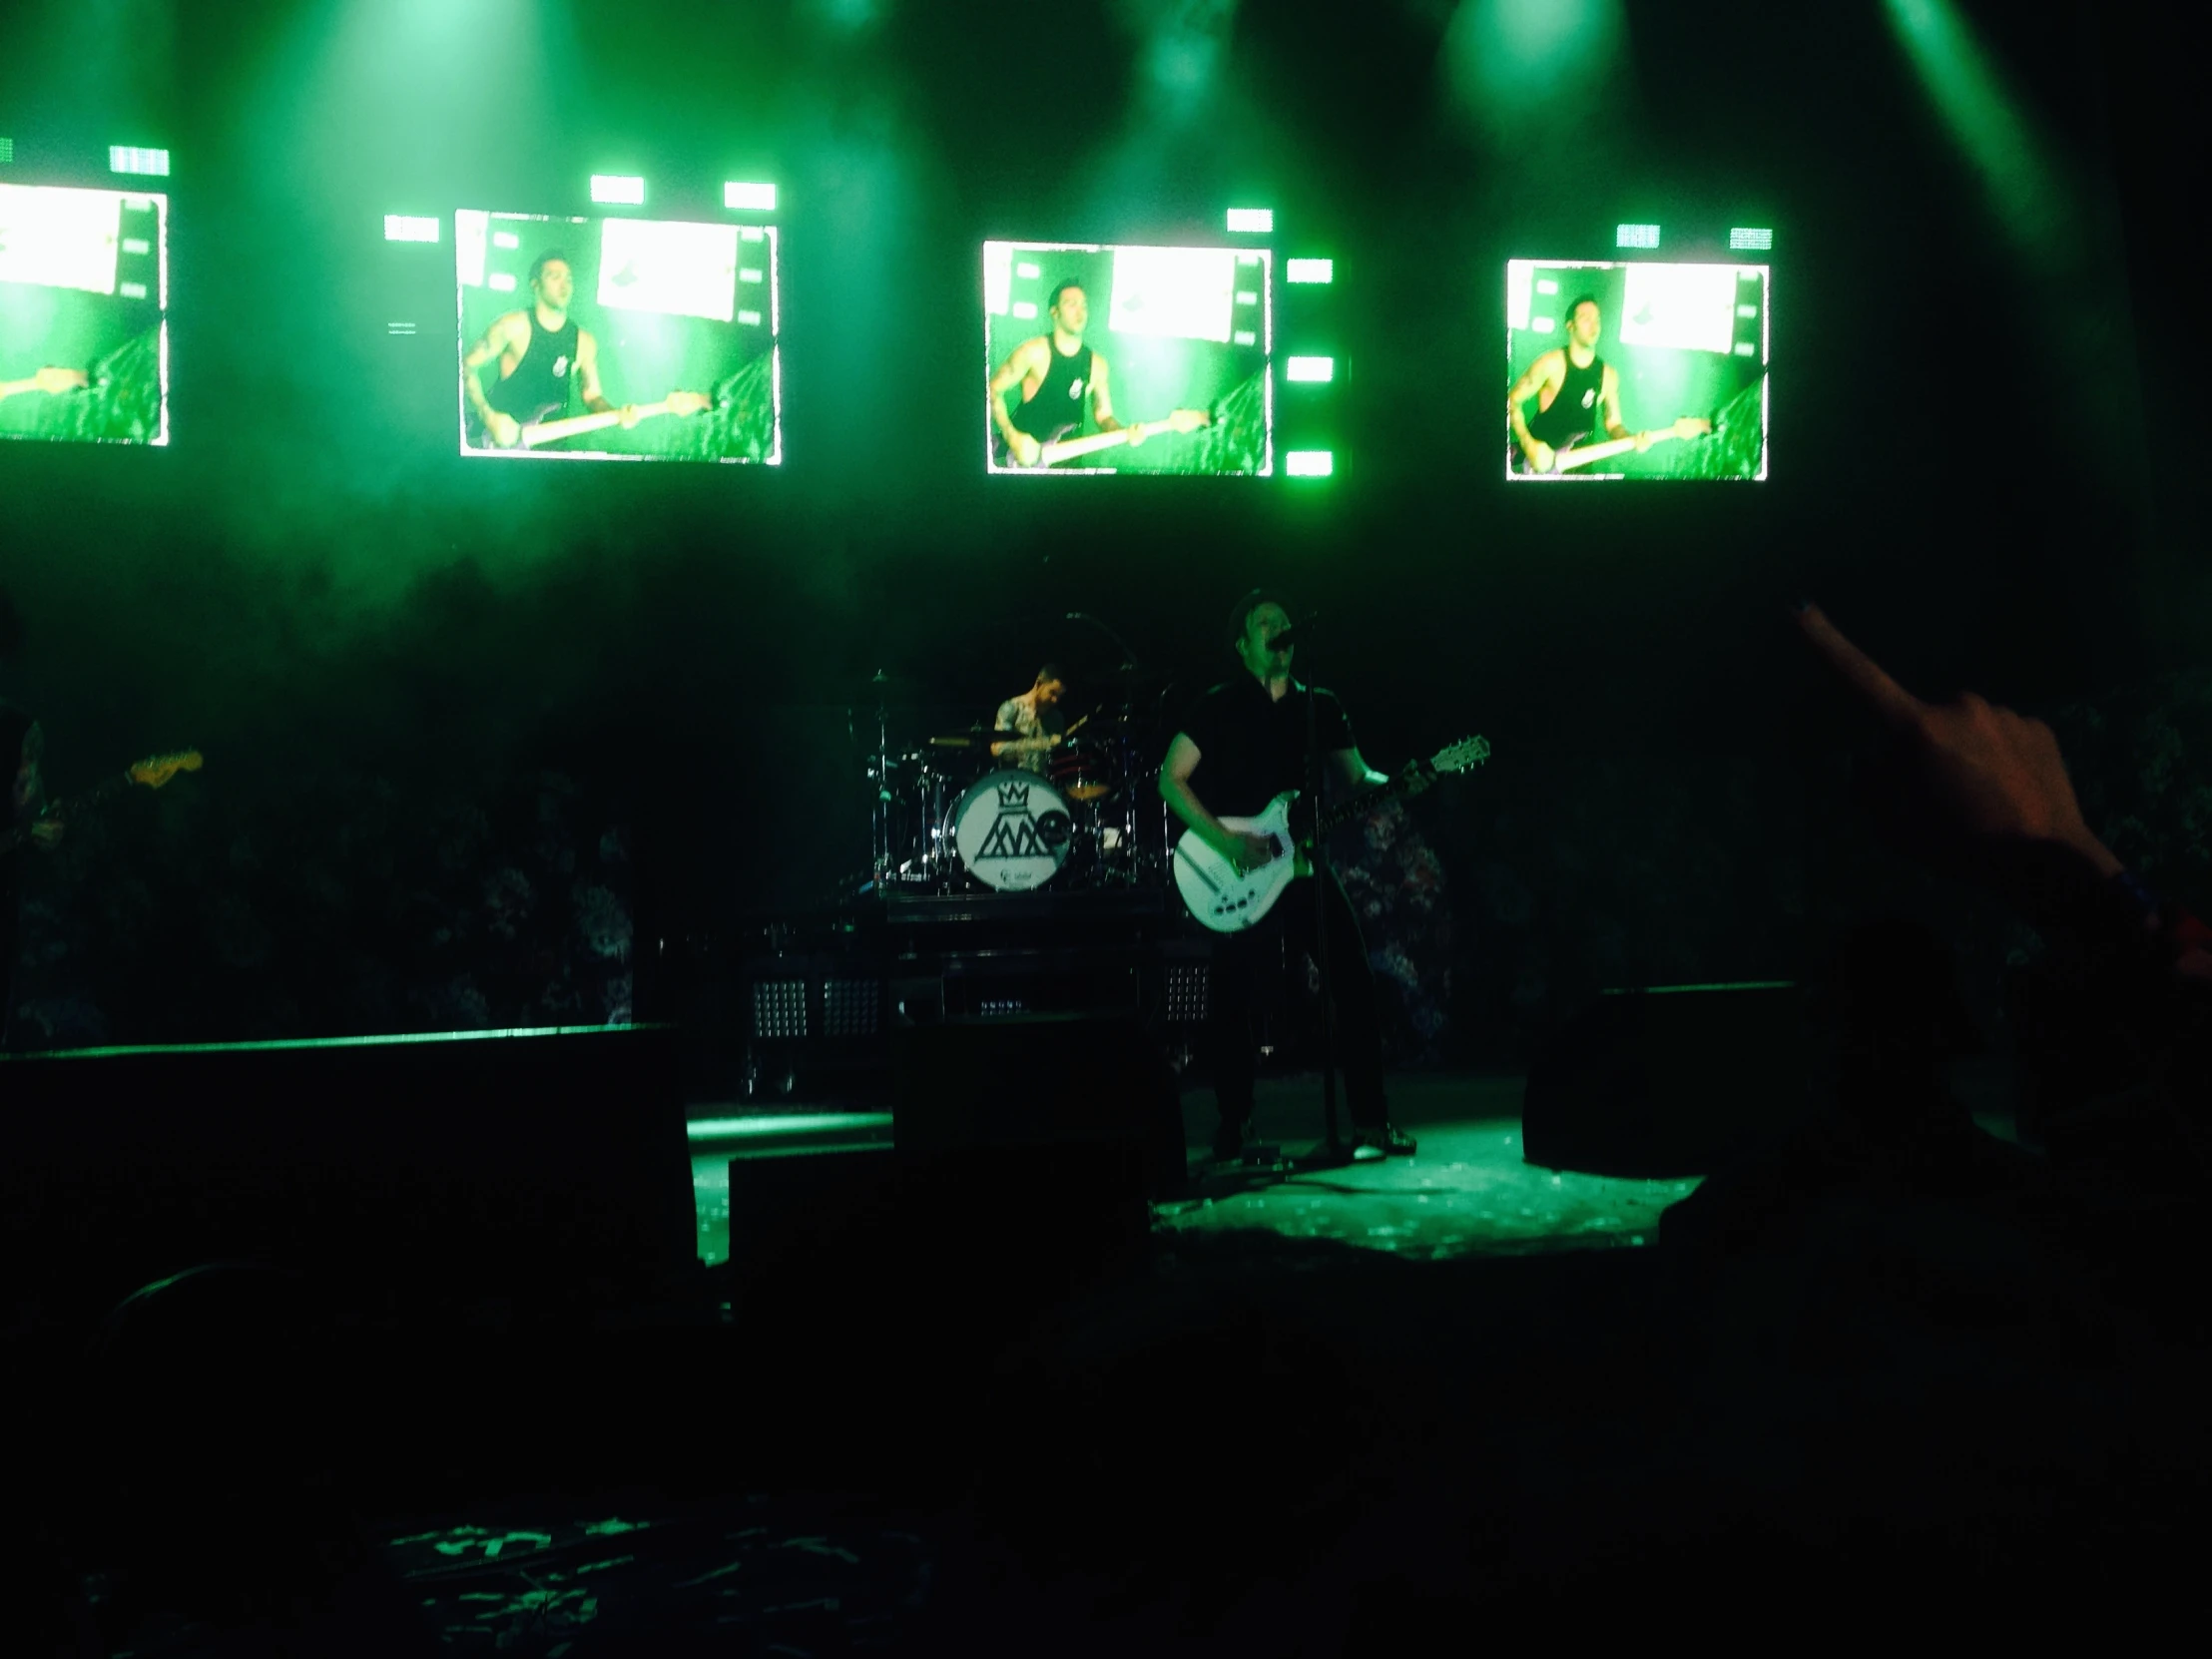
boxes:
[1526,348,1606,447]
[487,309,582,423]
[1010,337,1094,443]
[1176,674,1355,820]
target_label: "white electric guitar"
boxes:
[1174,736,1489,932]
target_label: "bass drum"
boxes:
[944,769,1074,891]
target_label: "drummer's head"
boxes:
[1034,664,1066,706]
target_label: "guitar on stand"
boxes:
[1513,415,1710,475]
[996,406,1212,469]
[469,390,712,451]
[2,750,203,854]
[1174,736,1489,931]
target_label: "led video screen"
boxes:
[984,241,1271,475]
[456,209,779,462]
[0,184,168,446]
[1505,260,1768,480]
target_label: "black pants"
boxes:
[1206,871,1389,1127]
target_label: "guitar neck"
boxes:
[1556,427,1692,472]
[1038,426,1141,466]
[523,396,685,448]
[1311,770,1423,838]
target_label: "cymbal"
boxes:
[929,735,978,748]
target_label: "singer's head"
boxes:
[1228,588,1295,681]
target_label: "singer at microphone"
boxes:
[1157,587,1427,1163]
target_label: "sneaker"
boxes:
[1212,1117,1255,1162]
[1349,1122,1416,1158]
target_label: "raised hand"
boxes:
[1796,603,2122,919]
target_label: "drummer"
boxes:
[991,663,1069,777]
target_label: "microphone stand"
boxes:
[1301,668,1351,1167]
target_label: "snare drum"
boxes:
[1049,740,1116,803]
[944,769,1075,890]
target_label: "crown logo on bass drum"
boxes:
[995,781,1031,811]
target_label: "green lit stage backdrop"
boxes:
[0,183,168,447]
[455,209,780,464]
[1504,260,1769,481]
[983,241,1272,476]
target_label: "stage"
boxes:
[689,1072,1704,1270]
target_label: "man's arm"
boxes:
[1160,734,1276,873]
[988,701,1057,762]
[574,331,637,425]
[988,338,1047,464]
[1506,350,1563,466]
[1089,351,1133,437]
[1601,364,1648,448]
[461,313,525,444]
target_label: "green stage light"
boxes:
[1226,207,1273,234]
[1286,355,1334,383]
[1882,0,2065,261]
[383,215,439,243]
[589,175,645,206]
[724,181,777,212]
[1729,227,1773,251]
[109,146,169,177]
[0,138,13,165]
[1286,450,1334,476]
[1615,223,1659,249]
[1286,258,1333,283]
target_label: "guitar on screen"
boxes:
[2,750,203,854]
[467,390,713,451]
[1512,415,1711,476]
[995,406,1212,469]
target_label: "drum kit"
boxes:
[861,670,1174,896]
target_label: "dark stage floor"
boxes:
[35,1064,2199,1656]
[688,1072,1705,1268]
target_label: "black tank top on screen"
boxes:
[1010,337,1093,441]
[1526,348,1606,448]
[487,309,581,422]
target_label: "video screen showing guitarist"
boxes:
[455,210,782,463]
[1503,259,1770,480]
[983,241,1267,474]
[1,183,169,447]
[989,281,1142,469]
[1159,591,1429,1163]
[463,251,638,451]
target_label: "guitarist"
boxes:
[2,704,63,1045]
[1506,293,1651,475]
[1159,591,1428,1162]
[462,251,638,449]
[988,279,1147,468]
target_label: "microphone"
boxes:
[1268,617,1320,652]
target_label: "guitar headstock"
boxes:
[1674,416,1712,439]
[35,366,90,395]
[671,390,713,416]
[1166,407,1213,433]
[128,750,204,789]
[1429,736,1490,774]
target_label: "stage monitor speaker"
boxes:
[0,1026,694,1325]
[1522,984,1805,1178]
